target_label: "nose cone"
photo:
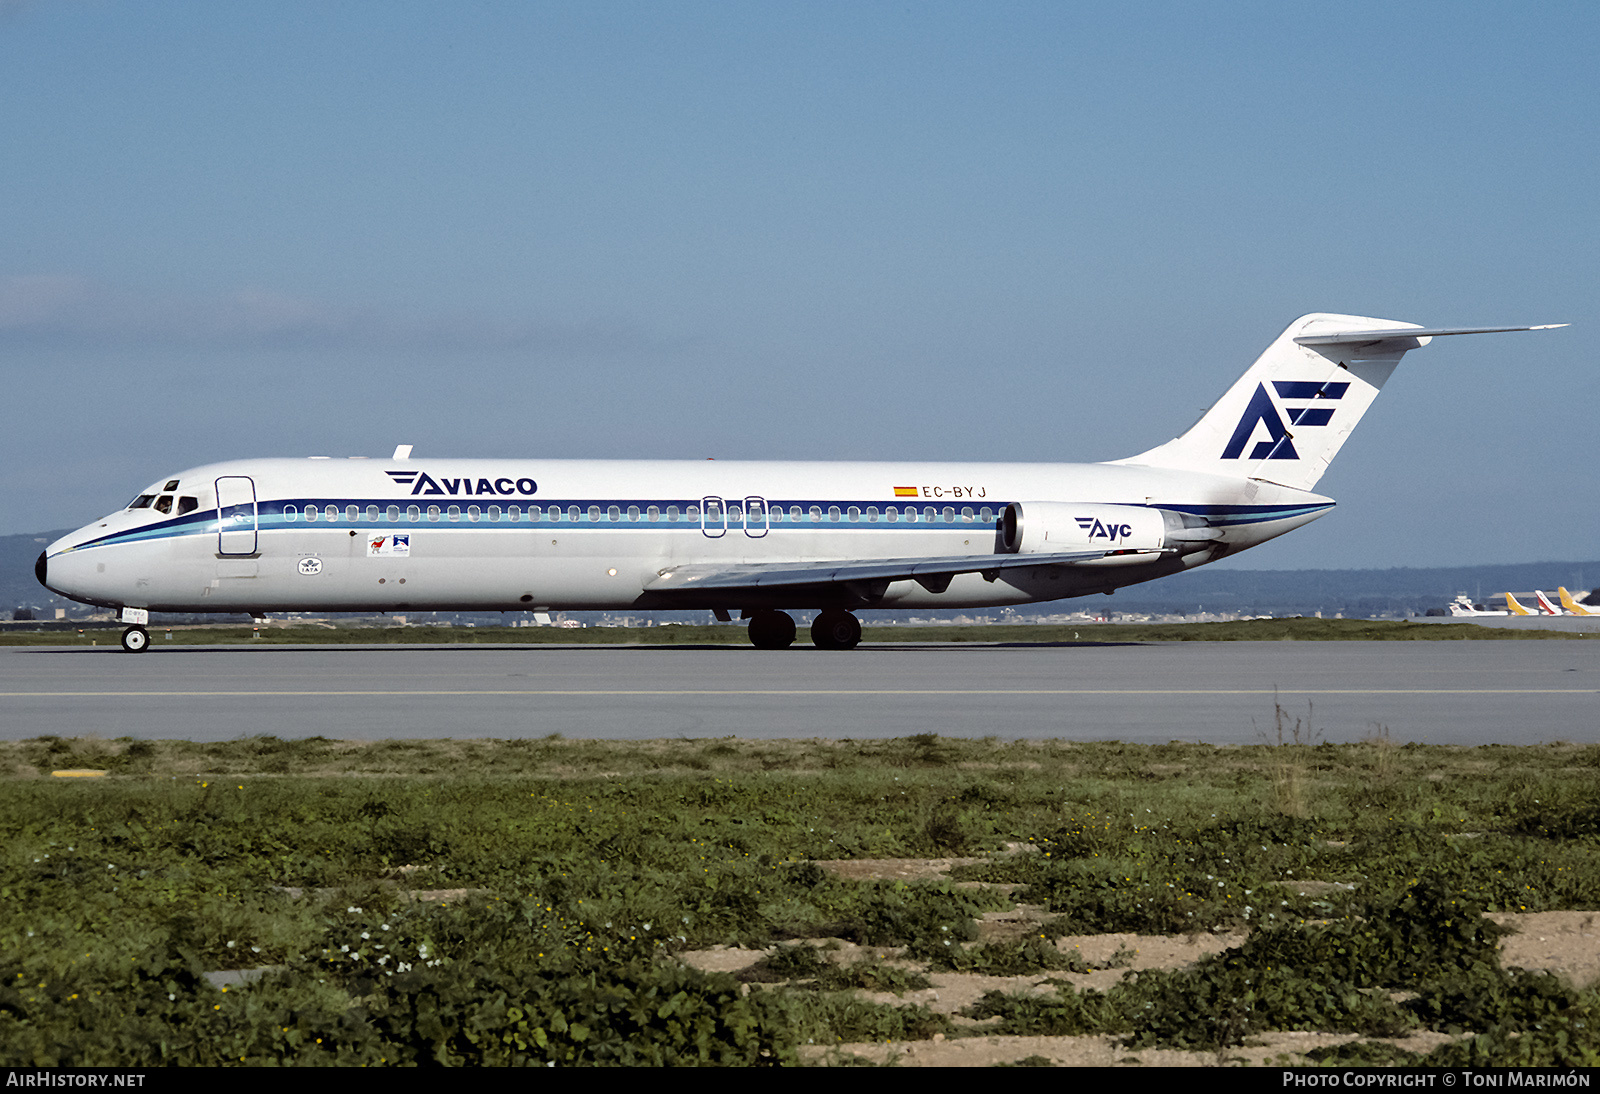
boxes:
[37,526,119,607]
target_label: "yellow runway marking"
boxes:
[2,688,1595,698]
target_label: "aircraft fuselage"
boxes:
[39,456,1330,615]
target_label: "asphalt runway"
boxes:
[2,640,1596,745]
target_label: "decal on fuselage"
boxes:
[368,534,410,557]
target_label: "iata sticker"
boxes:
[297,557,323,575]
[368,534,410,558]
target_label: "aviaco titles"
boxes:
[37,313,1562,651]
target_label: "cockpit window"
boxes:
[127,494,156,510]
[153,495,174,515]
[163,480,180,491]
[177,496,199,516]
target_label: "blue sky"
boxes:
[3,1,1594,569]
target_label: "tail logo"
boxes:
[1221,381,1349,460]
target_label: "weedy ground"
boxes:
[5,734,1600,1066]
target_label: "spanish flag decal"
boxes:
[893,486,918,498]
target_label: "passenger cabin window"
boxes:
[305,505,318,522]
[386,505,400,521]
[346,504,359,522]
[406,505,420,522]
[324,504,338,522]
[366,504,379,521]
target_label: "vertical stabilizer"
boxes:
[1559,588,1597,616]
[1113,315,1564,492]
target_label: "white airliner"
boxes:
[37,313,1561,652]
[1446,595,1508,618]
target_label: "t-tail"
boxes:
[1113,314,1565,491]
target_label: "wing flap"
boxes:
[646,550,1143,593]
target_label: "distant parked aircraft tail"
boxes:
[1558,587,1597,616]
[1504,593,1534,616]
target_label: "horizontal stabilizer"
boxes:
[1294,324,1566,347]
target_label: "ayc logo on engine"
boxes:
[1076,517,1133,541]
[1221,381,1349,461]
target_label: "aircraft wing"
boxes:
[645,550,1141,593]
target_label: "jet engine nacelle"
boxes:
[1000,502,1220,565]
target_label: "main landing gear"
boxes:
[744,609,862,649]
[809,609,861,650]
[120,626,150,653]
[747,609,797,649]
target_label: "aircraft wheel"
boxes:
[120,626,150,653]
[747,609,796,649]
[810,609,861,650]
